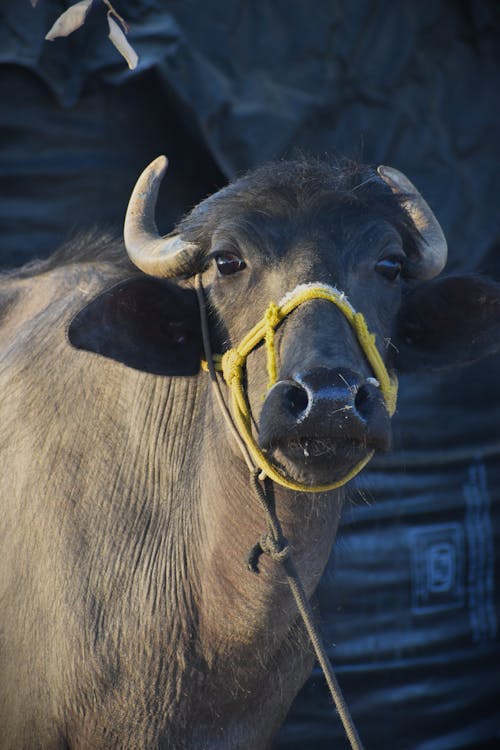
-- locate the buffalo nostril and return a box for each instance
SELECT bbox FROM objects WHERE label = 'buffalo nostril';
[283,382,309,419]
[354,383,375,419]
[354,385,370,416]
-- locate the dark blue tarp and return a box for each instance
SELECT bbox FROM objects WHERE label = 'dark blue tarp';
[0,1,499,747]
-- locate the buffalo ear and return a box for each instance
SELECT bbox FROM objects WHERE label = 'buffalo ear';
[393,275,500,372]
[69,278,203,376]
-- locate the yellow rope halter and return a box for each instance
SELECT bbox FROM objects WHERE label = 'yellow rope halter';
[204,284,398,493]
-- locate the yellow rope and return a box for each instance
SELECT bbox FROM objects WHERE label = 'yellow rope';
[203,285,398,493]
[264,302,281,388]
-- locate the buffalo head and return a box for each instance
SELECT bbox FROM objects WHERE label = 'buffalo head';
[71,155,500,489]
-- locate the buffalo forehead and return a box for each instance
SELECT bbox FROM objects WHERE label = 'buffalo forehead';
[178,157,416,260]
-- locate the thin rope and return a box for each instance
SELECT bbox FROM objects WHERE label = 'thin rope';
[282,556,364,750]
[195,275,365,750]
[195,276,255,473]
[245,471,364,750]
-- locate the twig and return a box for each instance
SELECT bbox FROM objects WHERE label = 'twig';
[102,0,129,33]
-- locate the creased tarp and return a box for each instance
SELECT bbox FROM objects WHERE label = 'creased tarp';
[1,2,499,269]
[276,455,500,749]
[0,64,225,267]
[0,2,499,748]
[0,1,174,105]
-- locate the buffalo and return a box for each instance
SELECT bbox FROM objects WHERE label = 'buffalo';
[1,156,499,749]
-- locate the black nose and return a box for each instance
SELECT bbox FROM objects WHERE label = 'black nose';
[259,367,391,450]
[283,368,376,422]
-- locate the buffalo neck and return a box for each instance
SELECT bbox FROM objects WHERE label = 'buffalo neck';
[194,377,343,662]
[72,366,343,744]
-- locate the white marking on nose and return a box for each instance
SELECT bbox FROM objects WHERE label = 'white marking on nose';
[278,282,356,312]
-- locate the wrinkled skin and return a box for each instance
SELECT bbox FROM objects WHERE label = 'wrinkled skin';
[1,160,500,749]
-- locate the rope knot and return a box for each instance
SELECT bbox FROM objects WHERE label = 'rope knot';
[264,302,282,330]
[247,531,290,573]
[221,348,245,386]
[260,531,290,561]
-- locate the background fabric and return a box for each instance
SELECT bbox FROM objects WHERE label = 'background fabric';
[1,1,499,747]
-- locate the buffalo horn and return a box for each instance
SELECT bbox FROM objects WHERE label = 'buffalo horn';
[124,155,198,278]
[377,165,447,279]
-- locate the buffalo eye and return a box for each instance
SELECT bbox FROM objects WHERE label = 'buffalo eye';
[214,252,246,276]
[375,255,404,282]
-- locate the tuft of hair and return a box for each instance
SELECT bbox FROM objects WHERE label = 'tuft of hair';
[176,155,420,258]
[2,231,133,280]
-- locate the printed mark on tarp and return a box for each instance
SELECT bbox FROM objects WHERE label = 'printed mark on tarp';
[463,460,497,643]
[409,524,465,614]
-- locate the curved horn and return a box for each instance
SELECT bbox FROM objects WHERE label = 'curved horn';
[377,165,447,279]
[124,155,198,278]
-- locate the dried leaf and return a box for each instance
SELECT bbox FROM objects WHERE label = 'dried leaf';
[107,15,138,70]
[45,0,93,41]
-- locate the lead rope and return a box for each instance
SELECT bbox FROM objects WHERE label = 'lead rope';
[195,275,365,750]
